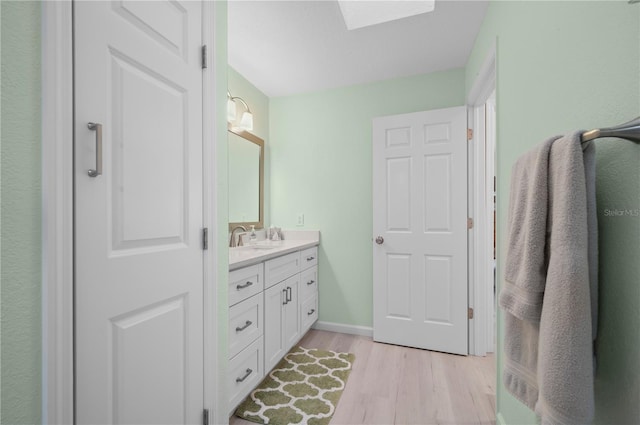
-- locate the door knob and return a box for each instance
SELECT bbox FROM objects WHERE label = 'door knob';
[375,236,384,245]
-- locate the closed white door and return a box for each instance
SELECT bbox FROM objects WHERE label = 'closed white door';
[74,1,204,423]
[372,107,468,355]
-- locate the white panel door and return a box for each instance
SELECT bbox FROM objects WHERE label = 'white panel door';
[74,1,204,423]
[372,107,468,355]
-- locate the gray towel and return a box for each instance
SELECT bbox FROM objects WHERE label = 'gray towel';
[500,131,598,425]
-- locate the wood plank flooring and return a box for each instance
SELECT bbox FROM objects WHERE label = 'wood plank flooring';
[230,330,496,425]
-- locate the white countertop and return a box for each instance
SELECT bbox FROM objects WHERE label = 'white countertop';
[229,230,320,271]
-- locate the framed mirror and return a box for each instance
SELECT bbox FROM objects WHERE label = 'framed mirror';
[228,127,264,231]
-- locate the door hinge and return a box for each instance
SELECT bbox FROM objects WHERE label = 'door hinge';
[202,228,209,250]
[468,307,474,319]
[203,408,209,425]
[467,217,473,229]
[201,45,208,69]
[467,128,473,141]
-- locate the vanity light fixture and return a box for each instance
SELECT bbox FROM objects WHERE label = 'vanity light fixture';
[227,91,254,132]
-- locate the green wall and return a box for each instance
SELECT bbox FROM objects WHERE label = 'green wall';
[228,67,270,228]
[1,2,42,424]
[269,70,466,327]
[466,1,640,423]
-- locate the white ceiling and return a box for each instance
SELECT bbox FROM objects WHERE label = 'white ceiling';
[228,0,489,98]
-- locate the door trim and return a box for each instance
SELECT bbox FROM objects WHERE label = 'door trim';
[201,1,224,424]
[41,2,220,423]
[466,42,496,356]
[42,2,74,422]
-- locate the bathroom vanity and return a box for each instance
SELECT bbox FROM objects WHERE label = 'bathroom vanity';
[227,231,320,413]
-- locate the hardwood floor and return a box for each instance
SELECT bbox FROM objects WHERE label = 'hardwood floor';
[230,329,496,425]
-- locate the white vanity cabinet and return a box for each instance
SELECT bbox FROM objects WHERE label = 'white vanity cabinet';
[228,240,319,414]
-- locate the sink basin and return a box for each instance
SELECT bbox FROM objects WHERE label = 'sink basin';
[236,244,277,251]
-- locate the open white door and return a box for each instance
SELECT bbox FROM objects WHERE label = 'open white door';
[74,1,205,423]
[372,107,468,355]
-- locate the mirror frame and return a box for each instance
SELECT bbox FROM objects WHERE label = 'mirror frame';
[228,125,264,231]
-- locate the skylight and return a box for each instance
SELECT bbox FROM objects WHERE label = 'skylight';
[338,0,436,31]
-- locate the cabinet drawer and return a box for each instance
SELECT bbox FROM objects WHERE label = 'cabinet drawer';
[264,251,300,289]
[229,336,264,414]
[300,246,318,270]
[229,292,263,359]
[300,266,318,302]
[229,263,263,307]
[300,295,318,334]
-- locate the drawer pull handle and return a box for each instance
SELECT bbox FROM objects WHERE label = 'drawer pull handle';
[307,280,315,285]
[235,320,252,332]
[237,281,253,290]
[282,288,288,305]
[307,309,316,316]
[235,368,252,383]
[306,256,315,261]
[287,286,292,303]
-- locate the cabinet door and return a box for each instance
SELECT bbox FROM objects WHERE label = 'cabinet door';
[228,336,263,415]
[300,294,318,335]
[264,280,286,372]
[283,275,301,352]
[300,246,318,270]
[300,266,318,303]
[229,292,263,359]
[229,263,263,307]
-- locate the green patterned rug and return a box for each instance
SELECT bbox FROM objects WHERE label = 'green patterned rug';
[234,346,355,425]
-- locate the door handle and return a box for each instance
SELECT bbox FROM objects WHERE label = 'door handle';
[287,286,292,303]
[235,368,252,383]
[87,122,103,177]
[236,281,253,290]
[307,309,315,316]
[375,236,384,245]
[282,288,288,305]
[306,256,315,261]
[307,280,315,285]
[235,320,252,332]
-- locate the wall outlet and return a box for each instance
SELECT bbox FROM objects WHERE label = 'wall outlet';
[296,213,304,227]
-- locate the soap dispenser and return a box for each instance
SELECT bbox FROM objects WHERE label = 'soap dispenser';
[270,225,280,241]
[249,225,257,244]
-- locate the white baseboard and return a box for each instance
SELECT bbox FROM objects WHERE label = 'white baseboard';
[312,321,373,337]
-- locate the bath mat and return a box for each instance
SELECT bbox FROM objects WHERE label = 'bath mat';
[234,346,355,425]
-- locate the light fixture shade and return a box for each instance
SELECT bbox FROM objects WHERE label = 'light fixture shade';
[239,111,254,131]
[227,97,237,122]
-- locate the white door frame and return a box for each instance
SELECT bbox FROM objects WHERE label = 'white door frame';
[466,43,496,356]
[41,2,220,423]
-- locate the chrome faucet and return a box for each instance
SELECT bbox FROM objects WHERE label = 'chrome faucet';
[229,225,247,247]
